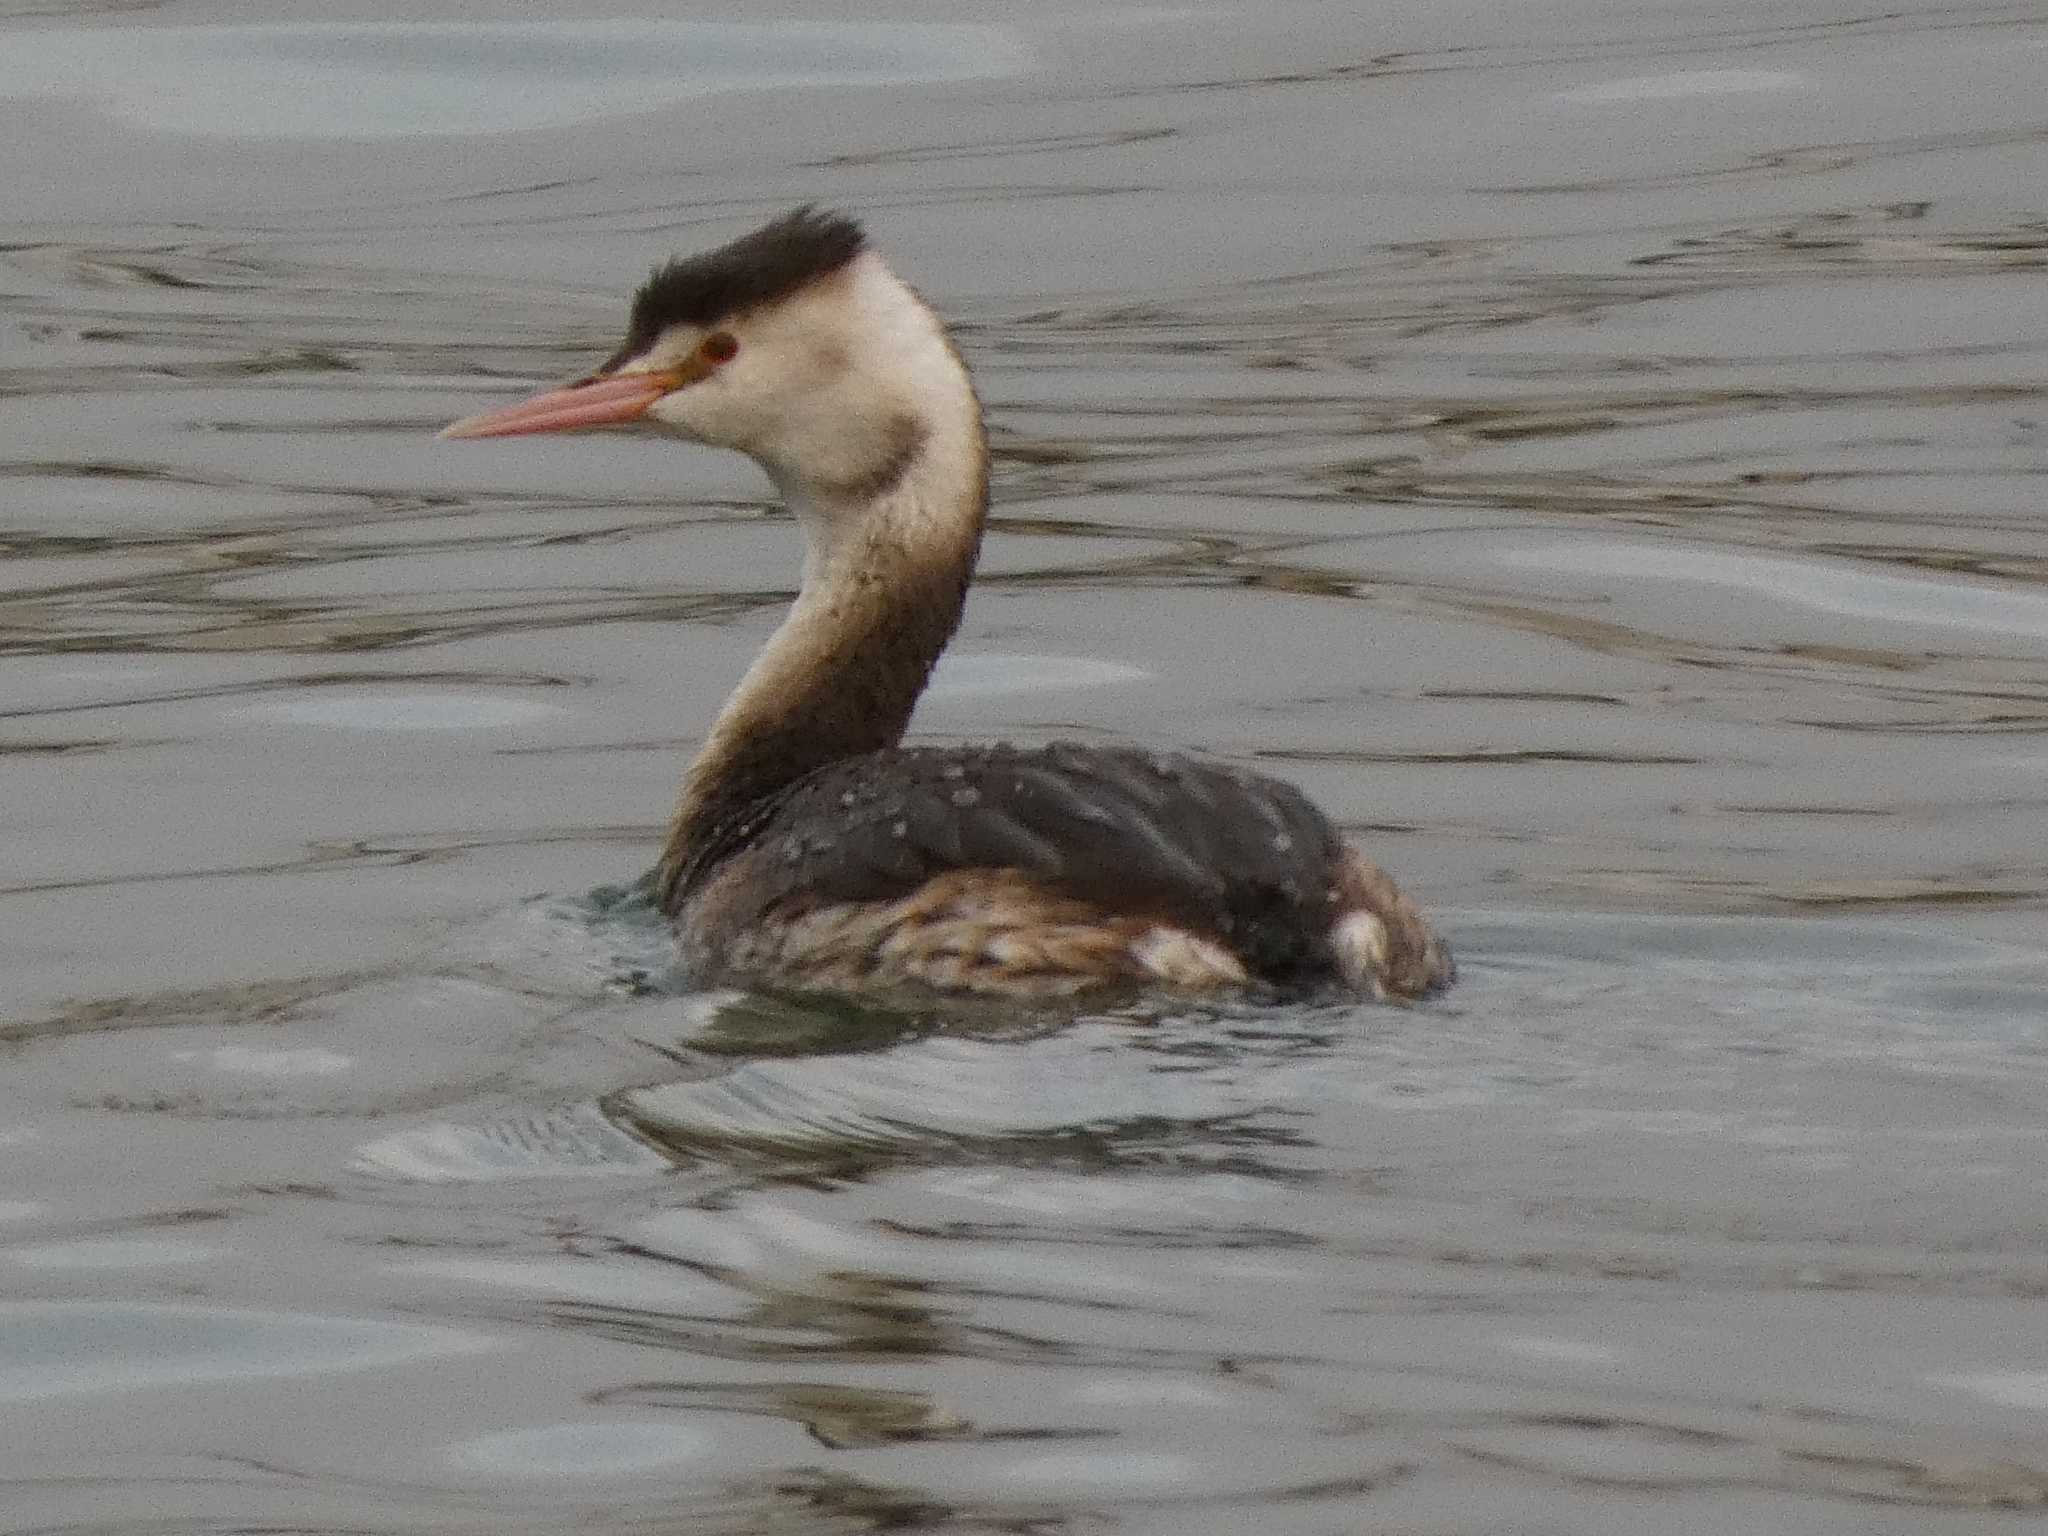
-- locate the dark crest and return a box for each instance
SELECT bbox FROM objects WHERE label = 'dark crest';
[606,207,866,369]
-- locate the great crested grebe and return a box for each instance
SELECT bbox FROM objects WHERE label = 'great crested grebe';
[444,208,1453,1001]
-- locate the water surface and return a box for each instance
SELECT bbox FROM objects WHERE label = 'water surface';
[4,0,2048,1530]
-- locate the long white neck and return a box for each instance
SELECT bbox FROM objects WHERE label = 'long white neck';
[657,284,987,907]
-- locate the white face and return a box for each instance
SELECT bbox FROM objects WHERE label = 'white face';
[443,234,988,596]
[623,252,970,506]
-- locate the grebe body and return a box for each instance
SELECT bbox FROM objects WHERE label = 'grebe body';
[444,210,1452,1001]
[669,742,1446,998]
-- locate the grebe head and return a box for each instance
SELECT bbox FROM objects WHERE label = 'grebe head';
[443,208,979,531]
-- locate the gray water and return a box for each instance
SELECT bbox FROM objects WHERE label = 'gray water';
[5,0,2048,1529]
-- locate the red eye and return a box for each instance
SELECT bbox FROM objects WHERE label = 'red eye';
[701,332,739,364]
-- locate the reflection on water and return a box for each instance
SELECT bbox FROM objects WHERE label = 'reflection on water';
[0,1301,493,1404]
[4,0,2048,1529]
[0,21,1028,139]
[1497,538,2048,639]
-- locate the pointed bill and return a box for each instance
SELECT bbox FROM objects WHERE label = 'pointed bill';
[440,371,680,439]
